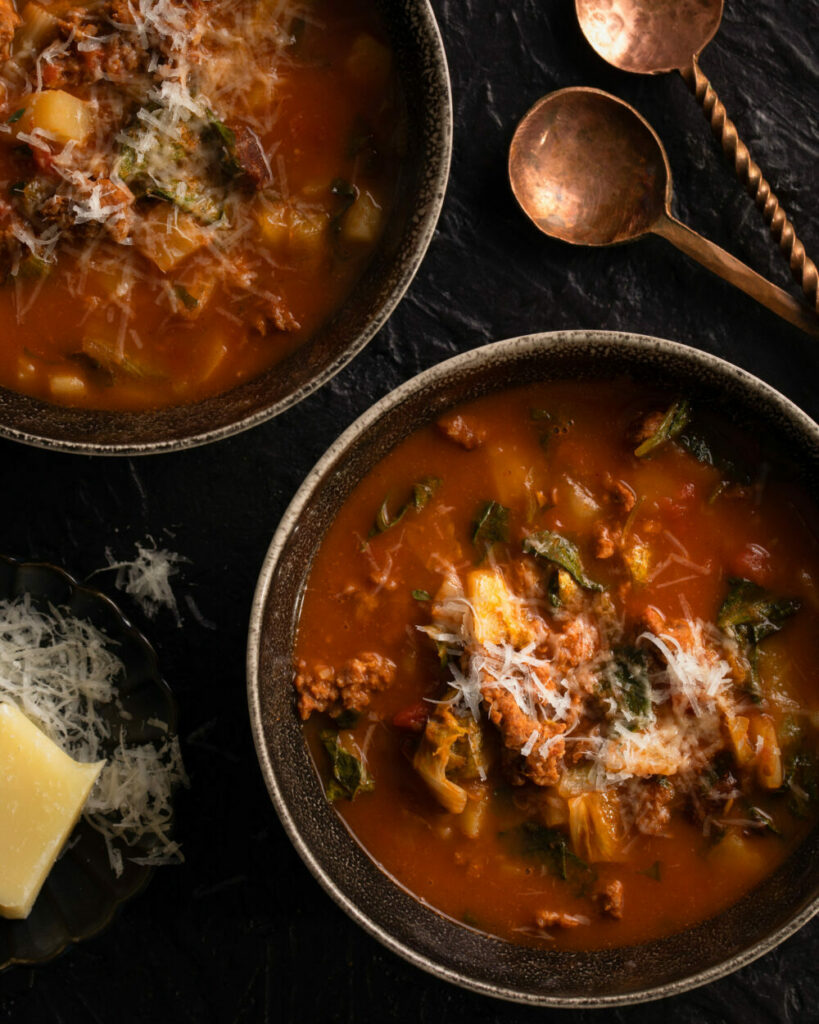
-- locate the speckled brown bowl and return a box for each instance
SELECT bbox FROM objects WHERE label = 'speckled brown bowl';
[247,330,819,1007]
[0,0,452,456]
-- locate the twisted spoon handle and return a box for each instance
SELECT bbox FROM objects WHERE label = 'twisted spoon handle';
[681,57,819,313]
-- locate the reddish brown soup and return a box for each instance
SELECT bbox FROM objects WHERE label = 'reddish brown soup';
[294,380,819,950]
[0,0,402,409]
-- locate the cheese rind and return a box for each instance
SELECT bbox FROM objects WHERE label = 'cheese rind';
[0,702,104,919]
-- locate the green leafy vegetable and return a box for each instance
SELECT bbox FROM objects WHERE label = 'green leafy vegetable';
[372,494,407,534]
[717,579,800,646]
[522,530,603,592]
[471,500,509,557]
[320,729,374,802]
[603,648,653,728]
[6,108,25,124]
[334,709,361,730]
[368,476,441,538]
[412,589,432,602]
[634,398,690,458]
[412,476,441,512]
[512,823,592,885]
[205,111,243,177]
[639,860,662,881]
[174,285,199,311]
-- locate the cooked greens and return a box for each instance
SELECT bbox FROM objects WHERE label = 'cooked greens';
[320,729,374,802]
[369,476,442,538]
[634,399,690,458]
[522,530,603,592]
[472,500,510,557]
[718,579,800,646]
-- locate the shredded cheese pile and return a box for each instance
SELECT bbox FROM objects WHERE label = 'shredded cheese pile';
[0,593,187,877]
[105,540,188,625]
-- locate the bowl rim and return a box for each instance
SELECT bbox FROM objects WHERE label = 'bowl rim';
[0,0,453,457]
[246,328,819,1007]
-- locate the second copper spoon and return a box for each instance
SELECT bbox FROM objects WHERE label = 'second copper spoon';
[508,88,819,337]
[575,0,818,312]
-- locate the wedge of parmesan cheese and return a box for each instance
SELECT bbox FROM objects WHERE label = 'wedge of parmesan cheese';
[0,702,104,919]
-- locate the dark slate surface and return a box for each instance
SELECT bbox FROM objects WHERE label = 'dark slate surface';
[2,0,819,1021]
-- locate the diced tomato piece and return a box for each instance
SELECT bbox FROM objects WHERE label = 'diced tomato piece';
[392,702,428,732]
[728,543,772,586]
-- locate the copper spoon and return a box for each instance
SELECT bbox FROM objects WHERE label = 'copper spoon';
[508,88,819,337]
[575,0,819,312]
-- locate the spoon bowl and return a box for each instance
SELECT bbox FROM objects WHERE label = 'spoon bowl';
[508,88,819,337]
[509,88,669,246]
[576,0,723,74]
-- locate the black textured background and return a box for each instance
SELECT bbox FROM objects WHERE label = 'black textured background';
[2,0,819,1021]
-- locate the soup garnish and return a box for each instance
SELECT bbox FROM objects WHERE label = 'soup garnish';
[0,0,401,409]
[294,380,819,949]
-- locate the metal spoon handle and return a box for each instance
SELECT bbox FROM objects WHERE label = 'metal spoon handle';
[681,57,819,313]
[653,214,819,337]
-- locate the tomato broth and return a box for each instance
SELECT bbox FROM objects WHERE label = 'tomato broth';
[295,379,819,949]
[0,0,402,409]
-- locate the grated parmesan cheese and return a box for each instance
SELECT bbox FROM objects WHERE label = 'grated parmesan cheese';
[0,595,187,877]
[105,539,188,625]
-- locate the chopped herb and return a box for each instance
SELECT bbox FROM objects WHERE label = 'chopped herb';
[412,589,432,602]
[6,108,25,124]
[522,530,603,592]
[634,398,690,458]
[639,860,662,881]
[320,729,374,802]
[472,500,510,558]
[436,640,450,668]
[174,285,199,311]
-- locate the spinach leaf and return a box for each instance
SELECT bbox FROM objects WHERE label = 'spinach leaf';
[412,589,432,602]
[634,398,690,458]
[472,501,509,556]
[718,579,800,646]
[413,476,442,512]
[320,729,374,802]
[603,648,653,727]
[510,823,594,892]
[522,530,603,592]
[369,476,441,538]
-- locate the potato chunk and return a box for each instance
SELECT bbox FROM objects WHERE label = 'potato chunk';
[133,207,211,272]
[19,89,93,144]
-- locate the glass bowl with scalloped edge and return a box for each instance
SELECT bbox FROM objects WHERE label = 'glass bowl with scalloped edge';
[0,555,180,969]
